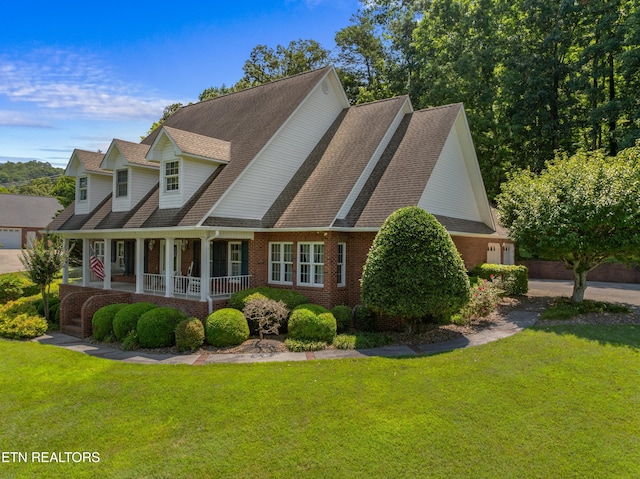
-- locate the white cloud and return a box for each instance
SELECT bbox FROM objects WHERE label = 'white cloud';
[0,48,173,123]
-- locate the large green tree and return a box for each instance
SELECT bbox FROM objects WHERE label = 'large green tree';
[496,144,640,302]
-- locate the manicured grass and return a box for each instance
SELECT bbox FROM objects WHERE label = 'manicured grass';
[541,297,632,320]
[1,325,639,478]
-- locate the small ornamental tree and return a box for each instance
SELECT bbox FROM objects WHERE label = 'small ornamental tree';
[20,233,69,322]
[361,206,471,327]
[497,145,640,302]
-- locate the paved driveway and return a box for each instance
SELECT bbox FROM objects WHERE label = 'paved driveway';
[0,249,24,274]
[528,279,640,307]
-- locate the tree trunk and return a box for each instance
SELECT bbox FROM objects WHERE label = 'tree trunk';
[571,268,588,303]
[41,286,49,322]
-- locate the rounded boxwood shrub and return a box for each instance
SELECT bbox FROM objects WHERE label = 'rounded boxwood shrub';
[361,206,471,325]
[331,305,352,333]
[288,305,336,343]
[92,303,127,341]
[205,308,249,347]
[137,307,187,348]
[113,302,158,341]
[0,275,27,304]
[175,317,205,352]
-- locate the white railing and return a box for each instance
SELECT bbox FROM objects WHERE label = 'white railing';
[141,273,249,298]
[143,273,166,294]
[210,275,251,297]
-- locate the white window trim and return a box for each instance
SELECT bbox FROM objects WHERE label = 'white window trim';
[268,242,293,285]
[78,176,88,202]
[160,240,182,275]
[297,242,324,287]
[228,241,242,277]
[337,242,346,287]
[94,241,105,264]
[116,169,128,198]
[163,159,180,194]
[116,240,125,268]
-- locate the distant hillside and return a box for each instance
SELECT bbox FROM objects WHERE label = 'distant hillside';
[0,160,64,185]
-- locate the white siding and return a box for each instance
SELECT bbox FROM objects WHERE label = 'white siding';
[75,176,89,215]
[89,175,112,212]
[112,151,130,212]
[418,115,482,222]
[211,76,345,219]
[158,137,182,210]
[182,159,218,202]
[335,99,411,222]
[131,168,158,207]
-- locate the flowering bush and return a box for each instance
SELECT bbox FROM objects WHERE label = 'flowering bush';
[452,277,504,324]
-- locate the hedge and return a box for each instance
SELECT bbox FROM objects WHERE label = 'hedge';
[229,287,308,311]
[288,304,336,343]
[113,302,159,341]
[92,304,128,341]
[470,263,529,296]
[205,308,249,347]
[137,307,188,348]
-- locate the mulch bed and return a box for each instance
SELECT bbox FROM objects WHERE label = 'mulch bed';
[92,295,639,356]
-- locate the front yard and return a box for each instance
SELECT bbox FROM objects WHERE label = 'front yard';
[1,322,638,478]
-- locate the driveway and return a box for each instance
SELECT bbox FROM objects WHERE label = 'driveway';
[528,279,640,307]
[0,249,24,274]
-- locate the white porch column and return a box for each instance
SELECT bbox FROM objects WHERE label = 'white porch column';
[200,236,210,302]
[164,237,174,297]
[135,238,144,294]
[82,238,90,286]
[103,238,112,290]
[62,238,70,285]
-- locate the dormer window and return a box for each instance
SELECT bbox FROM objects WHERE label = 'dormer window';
[78,177,88,201]
[165,160,180,192]
[116,169,128,197]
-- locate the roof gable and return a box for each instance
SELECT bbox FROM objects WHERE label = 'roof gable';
[65,149,109,177]
[101,140,154,170]
[147,127,231,164]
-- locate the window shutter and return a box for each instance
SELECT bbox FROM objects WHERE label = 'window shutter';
[241,241,249,276]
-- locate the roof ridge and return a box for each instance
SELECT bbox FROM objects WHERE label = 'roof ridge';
[351,95,409,108]
[413,102,463,114]
[183,65,332,108]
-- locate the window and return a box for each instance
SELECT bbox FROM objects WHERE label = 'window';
[298,242,324,287]
[269,242,293,284]
[93,241,105,263]
[116,169,128,197]
[116,241,125,268]
[165,160,179,192]
[337,243,346,287]
[229,242,242,276]
[78,177,88,201]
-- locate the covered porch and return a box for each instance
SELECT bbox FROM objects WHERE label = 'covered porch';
[62,230,253,303]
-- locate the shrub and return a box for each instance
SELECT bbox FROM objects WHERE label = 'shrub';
[361,206,471,325]
[229,287,308,310]
[332,332,394,350]
[113,302,158,341]
[243,297,289,339]
[284,338,328,352]
[122,331,139,351]
[92,304,127,342]
[137,307,188,348]
[175,317,205,352]
[331,305,352,333]
[205,308,249,347]
[0,275,27,304]
[471,263,529,296]
[353,305,376,332]
[288,305,336,343]
[452,278,504,324]
[0,312,48,339]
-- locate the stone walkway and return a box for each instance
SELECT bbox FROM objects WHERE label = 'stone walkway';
[31,309,540,365]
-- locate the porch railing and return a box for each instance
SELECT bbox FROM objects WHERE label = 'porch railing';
[141,273,251,298]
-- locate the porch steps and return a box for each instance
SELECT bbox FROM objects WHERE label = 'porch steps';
[61,317,85,338]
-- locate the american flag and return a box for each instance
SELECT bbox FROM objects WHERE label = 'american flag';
[89,245,105,281]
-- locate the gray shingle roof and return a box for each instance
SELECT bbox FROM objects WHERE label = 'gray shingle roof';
[160,127,231,162]
[0,194,62,227]
[70,149,108,174]
[112,140,155,168]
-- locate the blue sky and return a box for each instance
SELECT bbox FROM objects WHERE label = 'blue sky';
[0,0,360,169]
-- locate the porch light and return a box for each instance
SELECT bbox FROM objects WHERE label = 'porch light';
[148,239,155,251]
[181,240,189,252]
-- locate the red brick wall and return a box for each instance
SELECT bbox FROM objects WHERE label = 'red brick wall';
[519,260,640,283]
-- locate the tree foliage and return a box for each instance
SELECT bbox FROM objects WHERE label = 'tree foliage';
[361,206,470,326]
[20,234,69,321]
[496,144,640,302]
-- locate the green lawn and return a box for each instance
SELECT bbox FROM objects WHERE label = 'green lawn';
[1,324,639,478]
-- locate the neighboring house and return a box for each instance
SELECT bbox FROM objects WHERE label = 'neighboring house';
[0,194,62,248]
[49,66,512,337]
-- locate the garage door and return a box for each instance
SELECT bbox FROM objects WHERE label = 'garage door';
[0,228,22,249]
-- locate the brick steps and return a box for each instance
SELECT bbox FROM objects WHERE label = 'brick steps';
[61,319,84,338]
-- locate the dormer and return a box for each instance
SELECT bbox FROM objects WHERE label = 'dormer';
[146,126,230,209]
[64,149,111,215]
[100,140,157,212]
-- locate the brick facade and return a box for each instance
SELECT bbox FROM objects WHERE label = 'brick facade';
[519,260,640,284]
